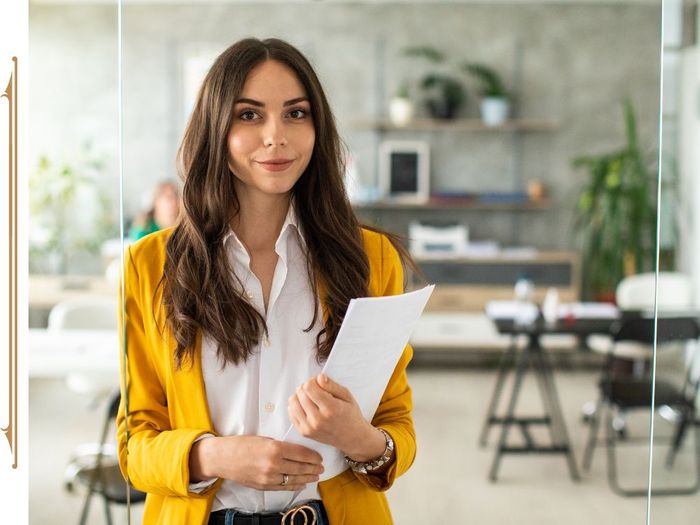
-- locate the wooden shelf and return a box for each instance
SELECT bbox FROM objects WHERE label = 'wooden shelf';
[412,250,577,264]
[350,118,558,132]
[411,251,581,312]
[353,198,549,211]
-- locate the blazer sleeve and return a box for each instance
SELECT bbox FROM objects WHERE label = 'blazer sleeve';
[116,245,221,498]
[354,235,417,491]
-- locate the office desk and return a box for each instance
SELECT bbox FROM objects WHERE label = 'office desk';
[481,310,618,482]
[29,275,115,310]
[28,329,119,379]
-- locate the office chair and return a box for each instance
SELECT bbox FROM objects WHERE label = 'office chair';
[665,337,700,469]
[64,390,146,525]
[582,317,700,496]
[48,298,119,403]
[583,272,694,429]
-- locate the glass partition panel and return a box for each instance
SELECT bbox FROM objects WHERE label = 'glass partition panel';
[649,0,699,520]
[27,0,120,523]
[116,1,663,524]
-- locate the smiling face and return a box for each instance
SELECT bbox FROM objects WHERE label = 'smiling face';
[227,59,316,205]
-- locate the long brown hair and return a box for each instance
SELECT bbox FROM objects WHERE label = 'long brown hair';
[162,38,414,369]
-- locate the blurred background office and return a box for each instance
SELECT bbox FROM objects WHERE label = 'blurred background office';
[26,0,700,523]
[127,180,180,241]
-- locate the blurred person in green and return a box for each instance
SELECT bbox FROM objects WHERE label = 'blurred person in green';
[129,180,180,241]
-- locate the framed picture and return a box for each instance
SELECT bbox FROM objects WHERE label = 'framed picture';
[379,141,430,203]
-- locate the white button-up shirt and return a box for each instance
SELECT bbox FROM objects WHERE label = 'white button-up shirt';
[191,204,345,513]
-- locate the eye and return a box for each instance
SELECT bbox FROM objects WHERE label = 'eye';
[239,110,259,121]
[289,108,310,119]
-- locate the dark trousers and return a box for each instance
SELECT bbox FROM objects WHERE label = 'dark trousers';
[208,499,330,525]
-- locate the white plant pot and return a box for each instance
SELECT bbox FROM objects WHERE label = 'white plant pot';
[480,97,509,127]
[389,97,414,126]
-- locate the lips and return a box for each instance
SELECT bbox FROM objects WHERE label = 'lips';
[259,158,293,164]
[257,159,294,172]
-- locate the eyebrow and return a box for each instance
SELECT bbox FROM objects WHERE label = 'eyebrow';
[234,97,310,107]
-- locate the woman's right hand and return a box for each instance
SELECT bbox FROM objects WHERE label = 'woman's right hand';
[189,435,324,491]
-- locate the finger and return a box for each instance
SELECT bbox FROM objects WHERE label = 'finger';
[261,471,319,492]
[288,401,300,427]
[278,458,325,476]
[288,394,307,427]
[301,379,334,410]
[278,441,323,464]
[295,388,322,421]
[262,471,320,489]
[286,473,321,485]
[317,373,351,400]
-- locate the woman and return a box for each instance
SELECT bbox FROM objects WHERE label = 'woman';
[128,180,180,241]
[117,37,416,525]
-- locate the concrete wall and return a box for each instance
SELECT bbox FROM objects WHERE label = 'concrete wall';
[29,1,662,254]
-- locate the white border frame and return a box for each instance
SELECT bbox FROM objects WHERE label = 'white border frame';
[0,0,27,521]
[379,140,430,203]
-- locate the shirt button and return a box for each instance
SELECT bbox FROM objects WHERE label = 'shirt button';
[246,290,254,299]
[264,403,275,413]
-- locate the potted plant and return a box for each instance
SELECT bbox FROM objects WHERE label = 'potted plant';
[573,100,657,301]
[463,62,510,126]
[658,153,680,271]
[29,144,117,274]
[389,81,414,126]
[401,45,467,120]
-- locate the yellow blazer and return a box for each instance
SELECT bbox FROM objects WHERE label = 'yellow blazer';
[116,226,416,525]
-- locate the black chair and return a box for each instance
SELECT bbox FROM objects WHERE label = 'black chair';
[581,316,700,496]
[64,390,146,525]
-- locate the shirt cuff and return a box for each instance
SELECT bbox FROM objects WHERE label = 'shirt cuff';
[188,433,219,493]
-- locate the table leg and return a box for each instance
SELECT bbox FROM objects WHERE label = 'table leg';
[530,343,559,448]
[582,392,603,471]
[489,342,529,482]
[479,337,517,447]
[533,346,580,481]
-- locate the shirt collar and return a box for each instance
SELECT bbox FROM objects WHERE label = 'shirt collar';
[222,198,306,254]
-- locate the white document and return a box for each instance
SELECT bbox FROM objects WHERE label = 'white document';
[485,300,539,322]
[557,302,620,319]
[282,284,435,481]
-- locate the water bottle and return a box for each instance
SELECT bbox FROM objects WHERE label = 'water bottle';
[542,287,560,326]
[514,275,534,303]
[514,275,535,327]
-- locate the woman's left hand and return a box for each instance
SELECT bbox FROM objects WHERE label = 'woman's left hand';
[288,374,377,459]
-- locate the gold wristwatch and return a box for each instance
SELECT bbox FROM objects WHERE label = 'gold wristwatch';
[344,428,394,474]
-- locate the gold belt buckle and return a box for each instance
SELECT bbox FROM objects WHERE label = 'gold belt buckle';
[280,503,318,525]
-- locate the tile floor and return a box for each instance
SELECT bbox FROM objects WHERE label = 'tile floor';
[29,363,699,524]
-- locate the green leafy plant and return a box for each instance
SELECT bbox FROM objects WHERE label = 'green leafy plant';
[401,45,466,119]
[401,46,446,63]
[658,152,680,270]
[395,80,410,99]
[462,62,509,98]
[420,73,466,118]
[29,144,117,274]
[573,99,657,299]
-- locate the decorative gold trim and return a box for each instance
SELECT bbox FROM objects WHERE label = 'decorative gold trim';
[1,56,18,470]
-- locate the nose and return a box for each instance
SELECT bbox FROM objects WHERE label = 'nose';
[263,117,288,147]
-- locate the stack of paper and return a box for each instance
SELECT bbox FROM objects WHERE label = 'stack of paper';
[557,302,620,319]
[485,300,539,323]
[282,284,435,482]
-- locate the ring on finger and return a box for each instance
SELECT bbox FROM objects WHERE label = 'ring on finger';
[280,473,289,487]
